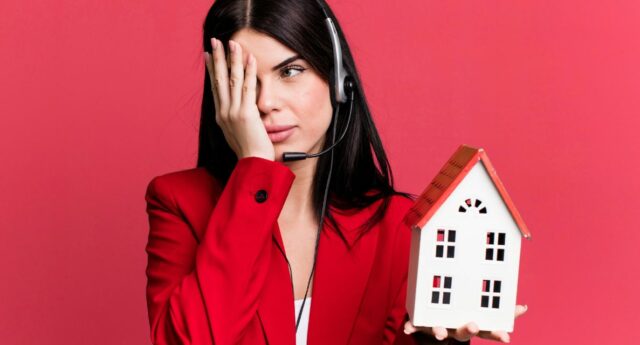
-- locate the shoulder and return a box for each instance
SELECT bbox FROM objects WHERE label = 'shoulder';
[146,167,217,195]
[144,167,222,218]
[374,192,415,231]
[146,167,219,199]
[380,193,415,249]
[385,193,415,219]
[351,192,415,247]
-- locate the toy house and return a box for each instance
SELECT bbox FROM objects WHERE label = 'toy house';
[403,144,531,332]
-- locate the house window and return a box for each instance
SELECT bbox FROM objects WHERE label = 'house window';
[431,275,453,305]
[485,232,506,261]
[480,279,502,309]
[458,198,487,214]
[435,229,456,258]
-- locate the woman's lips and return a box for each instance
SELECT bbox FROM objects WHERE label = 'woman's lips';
[267,126,295,143]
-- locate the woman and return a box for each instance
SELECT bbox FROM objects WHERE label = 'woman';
[144,0,526,344]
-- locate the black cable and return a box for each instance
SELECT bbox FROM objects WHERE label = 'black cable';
[289,101,339,332]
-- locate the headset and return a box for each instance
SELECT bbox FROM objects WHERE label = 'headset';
[280,0,357,333]
[282,3,355,163]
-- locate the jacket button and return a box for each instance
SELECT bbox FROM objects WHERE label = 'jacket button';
[255,189,268,203]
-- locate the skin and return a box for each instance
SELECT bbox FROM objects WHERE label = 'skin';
[203,28,528,342]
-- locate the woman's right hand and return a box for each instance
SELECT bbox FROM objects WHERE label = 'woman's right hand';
[403,304,528,343]
[204,37,275,161]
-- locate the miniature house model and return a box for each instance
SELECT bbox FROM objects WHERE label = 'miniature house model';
[403,144,531,332]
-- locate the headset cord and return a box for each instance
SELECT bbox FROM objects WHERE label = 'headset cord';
[291,87,354,332]
[292,103,337,332]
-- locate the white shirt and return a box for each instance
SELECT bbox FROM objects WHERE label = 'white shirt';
[294,297,312,345]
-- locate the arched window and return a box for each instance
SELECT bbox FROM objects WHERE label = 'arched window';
[458,198,487,214]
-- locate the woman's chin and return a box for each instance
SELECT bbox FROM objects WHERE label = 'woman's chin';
[273,147,288,162]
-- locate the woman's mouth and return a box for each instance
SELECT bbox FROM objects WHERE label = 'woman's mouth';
[266,125,296,143]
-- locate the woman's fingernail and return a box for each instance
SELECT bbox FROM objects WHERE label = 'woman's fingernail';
[229,40,236,53]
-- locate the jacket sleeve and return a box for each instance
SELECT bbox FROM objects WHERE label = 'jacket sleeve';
[144,157,295,345]
[383,214,471,345]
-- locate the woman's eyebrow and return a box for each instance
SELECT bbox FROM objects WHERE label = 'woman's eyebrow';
[271,55,302,71]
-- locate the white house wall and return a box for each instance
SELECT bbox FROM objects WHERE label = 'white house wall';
[406,225,422,320]
[411,161,522,332]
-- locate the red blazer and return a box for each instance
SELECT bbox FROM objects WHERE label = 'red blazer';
[144,156,463,345]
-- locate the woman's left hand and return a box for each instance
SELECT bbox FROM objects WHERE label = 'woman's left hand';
[403,304,528,343]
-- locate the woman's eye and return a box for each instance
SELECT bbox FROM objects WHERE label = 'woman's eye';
[281,65,305,79]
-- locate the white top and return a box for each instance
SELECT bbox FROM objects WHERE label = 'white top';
[294,297,312,345]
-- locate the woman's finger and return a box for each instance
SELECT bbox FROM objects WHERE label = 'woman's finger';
[477,330,510,343]
[210,37,230,121]
[515,304,528,318]
[242,53,257,111]
[404,322,447,341]
[228,40,245,118]
[430,326,448,341]
[450,322,479,341]
[403,320,417,335]
[204,51,220,121]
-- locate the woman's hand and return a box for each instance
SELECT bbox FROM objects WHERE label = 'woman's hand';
[403,304,528,343]
[204,37,275,161]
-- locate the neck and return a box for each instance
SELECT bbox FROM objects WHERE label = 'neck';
[280,157,318,222]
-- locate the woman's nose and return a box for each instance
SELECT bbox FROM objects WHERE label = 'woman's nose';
[256,81,279,116]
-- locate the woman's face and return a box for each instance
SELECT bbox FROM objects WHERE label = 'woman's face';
[229,28,333,162]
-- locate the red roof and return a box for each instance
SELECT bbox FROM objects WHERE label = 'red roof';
[402,144,532,239]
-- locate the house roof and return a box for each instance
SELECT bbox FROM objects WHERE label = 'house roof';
[402,144,532,239]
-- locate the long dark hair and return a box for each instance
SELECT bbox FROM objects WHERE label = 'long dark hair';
[199,0,416,247]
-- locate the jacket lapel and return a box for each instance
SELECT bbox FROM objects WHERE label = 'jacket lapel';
[257,222,297,345]
[307,203,381,345]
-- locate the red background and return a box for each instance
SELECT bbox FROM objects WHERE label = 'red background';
[1,0,638,344]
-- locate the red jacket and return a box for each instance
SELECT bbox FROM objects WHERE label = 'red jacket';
[144,156,462,345]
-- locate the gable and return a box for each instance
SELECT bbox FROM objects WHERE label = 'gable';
[403,144,531,239]
[428,161,522,236]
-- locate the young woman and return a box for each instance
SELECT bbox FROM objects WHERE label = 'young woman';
[144,0,526,344]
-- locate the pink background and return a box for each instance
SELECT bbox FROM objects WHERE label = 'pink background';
[1,0,638,344]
